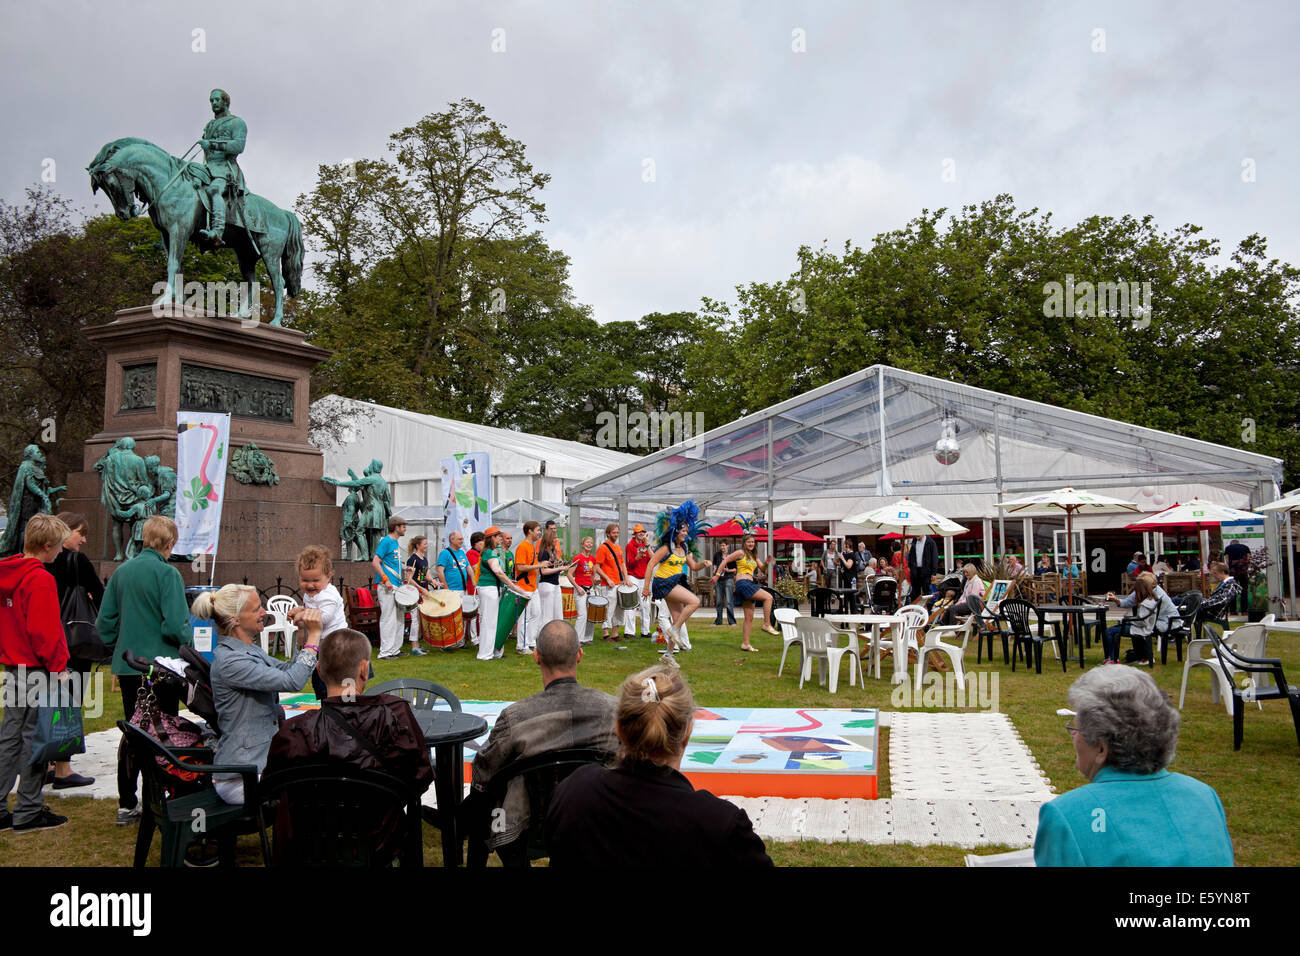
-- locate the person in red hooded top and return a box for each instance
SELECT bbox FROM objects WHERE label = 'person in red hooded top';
[0,514,72,831]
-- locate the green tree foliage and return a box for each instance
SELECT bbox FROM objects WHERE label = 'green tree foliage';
[692,195,1300,483]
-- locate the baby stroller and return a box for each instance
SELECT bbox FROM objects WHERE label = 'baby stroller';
[123,646,221,740]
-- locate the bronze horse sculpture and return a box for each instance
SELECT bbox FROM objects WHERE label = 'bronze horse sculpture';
[87,138,303,325]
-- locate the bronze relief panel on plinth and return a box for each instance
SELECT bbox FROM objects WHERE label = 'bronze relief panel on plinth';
[120,363,158,411]
[179,363,294,422]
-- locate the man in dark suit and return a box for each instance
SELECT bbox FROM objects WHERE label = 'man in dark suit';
[906,534,940,602]
[469,619,618,863]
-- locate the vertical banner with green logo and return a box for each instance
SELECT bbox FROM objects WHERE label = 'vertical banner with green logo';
[441,452,491,540]
[175,411,231,559]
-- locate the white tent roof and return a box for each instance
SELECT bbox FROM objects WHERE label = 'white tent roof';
[317,395,640,484]
[569,365,1283,519]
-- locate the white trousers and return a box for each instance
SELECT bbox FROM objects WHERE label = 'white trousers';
[575,589,594,644]
[377,587,402,657]
[518,589,541,651]
[537,582,562,631]
[656,598,691,649]
[597,584,637,634]
[627,576,652,635]
[476,585,500,660]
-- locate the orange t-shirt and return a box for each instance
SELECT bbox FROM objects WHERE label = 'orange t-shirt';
[515,539,538,591]
[597,540,626,586]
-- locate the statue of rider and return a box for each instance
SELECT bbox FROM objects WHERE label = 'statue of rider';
[198,88,247,243]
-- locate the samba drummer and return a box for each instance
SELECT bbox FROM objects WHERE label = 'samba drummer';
[475,526,532,662]
[565,536,599,645]
[713,533,781,653]
[642,501,709,666]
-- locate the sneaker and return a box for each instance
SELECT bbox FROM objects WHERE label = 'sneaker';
[14,807,68,832]
[409,646,429,656]
[658,652,680,669]
[116,806,142,826]
[53,772,95,790]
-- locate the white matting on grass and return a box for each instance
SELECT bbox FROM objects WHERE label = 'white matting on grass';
[61,710,1055,849]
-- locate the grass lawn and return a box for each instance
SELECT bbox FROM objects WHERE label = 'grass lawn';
[4,616,1297,866]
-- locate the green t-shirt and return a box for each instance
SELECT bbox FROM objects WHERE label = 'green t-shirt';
[480,548,509,588]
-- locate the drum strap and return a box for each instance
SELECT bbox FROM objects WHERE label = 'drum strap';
[441,549,470,589]
[603,542,625,582]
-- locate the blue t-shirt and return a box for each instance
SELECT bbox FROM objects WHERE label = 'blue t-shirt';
[375,535,401,586]
[437,547,470,590]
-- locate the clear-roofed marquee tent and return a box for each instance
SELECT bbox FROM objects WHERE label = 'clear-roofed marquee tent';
[567,366,1287,602]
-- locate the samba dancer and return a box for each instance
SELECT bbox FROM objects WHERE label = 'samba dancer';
[475,526,529,661]
[714,533,780,652]
[641,501,708,666]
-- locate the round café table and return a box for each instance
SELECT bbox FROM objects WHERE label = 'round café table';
[416,709,488,867]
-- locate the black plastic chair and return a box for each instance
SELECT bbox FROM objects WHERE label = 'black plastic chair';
[1158,591,1200,664]
[969,597,1010,665]
[1195,595,1228,641]
[871,578,899,615]
[368,677,462,712]
[809,587,834,618]
[258,762,423,867]
[462,748,614,867]
[1117,601,1157,667]
[1004,597,1067,674]
[117,721,268,868]
[1206,629,1300,752]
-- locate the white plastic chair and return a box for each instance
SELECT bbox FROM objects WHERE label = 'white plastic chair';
[260,594,299,657]
[868,605,926,680]
[774,607,802,676]
[1180,614,1273,711]
[915,615,974,691]
[796,616,861,694]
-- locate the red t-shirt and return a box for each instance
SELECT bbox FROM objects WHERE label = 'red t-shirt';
[571,554,596,588]
[626,540,651,578]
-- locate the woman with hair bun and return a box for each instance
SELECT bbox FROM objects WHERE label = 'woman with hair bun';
[545,665,772,867]
[200,583,321,804]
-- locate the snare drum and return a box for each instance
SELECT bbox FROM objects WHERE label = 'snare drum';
[393,584,420,608]
[561,585,578,620]
[418,590,464,650]
[460,593,480,626]
[586,595,608,624]
[616,584,640,611]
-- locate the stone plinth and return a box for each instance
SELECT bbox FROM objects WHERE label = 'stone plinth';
[63,305,342,584]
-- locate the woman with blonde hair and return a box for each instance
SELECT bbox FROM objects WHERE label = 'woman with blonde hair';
[199,584,321,804]
[546,665,772,867]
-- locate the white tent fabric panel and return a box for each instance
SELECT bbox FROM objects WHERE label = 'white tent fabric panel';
[316,396,640,503]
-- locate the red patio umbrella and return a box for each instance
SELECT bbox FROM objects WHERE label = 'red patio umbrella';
[769,525,823,543]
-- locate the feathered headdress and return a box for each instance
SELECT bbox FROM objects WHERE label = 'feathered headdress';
[732,513,761,534]
[655,500,704,555]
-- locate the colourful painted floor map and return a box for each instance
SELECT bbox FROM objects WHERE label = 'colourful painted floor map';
[683,707,877,775]
[279,696,879,798]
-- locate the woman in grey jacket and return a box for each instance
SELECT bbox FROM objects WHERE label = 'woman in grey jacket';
[196,584,321,804]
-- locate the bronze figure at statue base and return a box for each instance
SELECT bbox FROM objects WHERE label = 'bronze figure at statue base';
[61,305,367,586]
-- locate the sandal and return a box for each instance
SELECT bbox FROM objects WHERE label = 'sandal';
[740,645,759,652]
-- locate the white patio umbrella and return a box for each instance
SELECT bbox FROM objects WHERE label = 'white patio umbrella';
[844,498,967,597]
[1253,491,1299,616]
[998,487,1141,600]
[1126,497,1266,595]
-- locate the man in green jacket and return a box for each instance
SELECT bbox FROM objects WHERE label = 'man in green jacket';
[97,515,193,824]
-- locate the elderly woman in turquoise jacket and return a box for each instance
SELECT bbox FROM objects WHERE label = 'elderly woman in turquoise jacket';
[197,584,321,805]
[1035,666,1233,866]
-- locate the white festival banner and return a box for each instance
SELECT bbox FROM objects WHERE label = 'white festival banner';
[175,411,231,557]
[441,452,491,540]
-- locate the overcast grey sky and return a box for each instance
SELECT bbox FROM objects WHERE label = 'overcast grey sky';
[2,0,1296,323]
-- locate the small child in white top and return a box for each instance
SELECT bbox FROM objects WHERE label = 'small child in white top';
[296,544,368,698]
